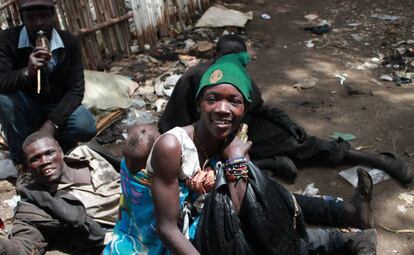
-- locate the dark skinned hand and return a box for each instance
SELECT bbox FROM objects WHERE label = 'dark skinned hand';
[26,46,52,79]
[222,134,252,214]
[222,134,252,161]
[287,125,307,143]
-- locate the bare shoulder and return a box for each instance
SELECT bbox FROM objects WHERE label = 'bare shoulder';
[151,133,182,178]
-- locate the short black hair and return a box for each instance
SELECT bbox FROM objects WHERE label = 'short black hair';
[22,131,55,151]
[216,34,247,58]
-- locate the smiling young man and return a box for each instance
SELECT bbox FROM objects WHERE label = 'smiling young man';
[0,0,96,170]
[0,132,120,255]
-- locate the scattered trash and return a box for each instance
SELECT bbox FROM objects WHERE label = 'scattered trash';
[364,62,378,69]
[339,166,390,187]
[154,73,182,97]
[195,5,253,28]
[334,73,366,95]
[261,13,271,20]
[183,39,196,52]
[4,195,20,210]
[370,79,382,86]
[348,22,362,27]
[380,74,394,81]
[355,145,374,151]
[304,14,319,22]
[334,73,348,85]
[370,14,400,21]
[305,24,330,35]
[122,109,156,127]
[350,33,363,42]
[397,205,407,214]
[293,77,319,90]
[330,132,356,141]
[302,183,320,196]
[153,98,168,112]
[0,159,17,180]
[305,40,315,48]
[398,192,414,205]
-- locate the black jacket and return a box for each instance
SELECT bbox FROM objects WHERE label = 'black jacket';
[0,25,85,128]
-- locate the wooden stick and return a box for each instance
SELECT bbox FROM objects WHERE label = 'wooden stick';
[381,224,414,234]
[37,69,41,93]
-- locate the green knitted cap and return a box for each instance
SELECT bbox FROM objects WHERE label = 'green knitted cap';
[197,52,252,102]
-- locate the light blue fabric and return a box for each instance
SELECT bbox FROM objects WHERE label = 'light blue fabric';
[103,159,199,255]
[18,26,64,70]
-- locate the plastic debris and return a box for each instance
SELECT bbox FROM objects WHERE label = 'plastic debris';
[380,74,393,81]
[302,183,319,196]
[364,62,378,69]
[339,166,390,187]
[334,73,348,85]
[0,159,17,180]
[398,192,414,205]
[122,109,156,126]
[4,195,20,210]
[397,205,407,214]
[153,98,168,112]
[304,14,318,22]
[330,131,356,141]
[261,13,271,20]
[370,14,400,21]
[293,77,319,90]
[350,33,363,42]
[305,40,314,48]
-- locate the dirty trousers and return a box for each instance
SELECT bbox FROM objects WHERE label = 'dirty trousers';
[248,116,350,165]
[0,91,96,163]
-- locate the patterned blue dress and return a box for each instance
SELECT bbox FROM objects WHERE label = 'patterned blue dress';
[103,160,199,254]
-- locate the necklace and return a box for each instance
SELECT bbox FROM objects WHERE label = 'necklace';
[193,124,210,168]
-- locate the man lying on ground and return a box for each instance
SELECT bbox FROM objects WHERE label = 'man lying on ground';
[0,132,120,255]
[159,34,412,184]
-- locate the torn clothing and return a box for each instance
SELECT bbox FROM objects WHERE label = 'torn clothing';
[158,60,350,164]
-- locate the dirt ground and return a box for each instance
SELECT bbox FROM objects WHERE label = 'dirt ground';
[1,0,414,254]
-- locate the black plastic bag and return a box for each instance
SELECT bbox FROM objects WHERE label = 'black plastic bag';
[194,161,307,255]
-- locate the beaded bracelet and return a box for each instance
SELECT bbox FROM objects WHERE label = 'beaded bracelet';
[224,157,249,183]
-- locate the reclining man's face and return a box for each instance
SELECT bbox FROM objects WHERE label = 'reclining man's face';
[24,137,65,184]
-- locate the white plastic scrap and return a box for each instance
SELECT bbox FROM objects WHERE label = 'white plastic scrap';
[380,74,393,81]
[4,195,21,210]
[334,73,348,85]
[397,205,407,214]
[370,14,400,21]
[302,183,320,196]
[305,40,314,48]
[261,13,271,20]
